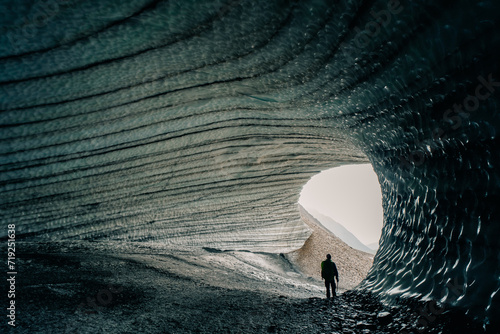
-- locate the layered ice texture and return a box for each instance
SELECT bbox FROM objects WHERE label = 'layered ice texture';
[1,0,499,326]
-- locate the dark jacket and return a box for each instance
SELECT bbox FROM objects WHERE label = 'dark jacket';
[321,259,338,281]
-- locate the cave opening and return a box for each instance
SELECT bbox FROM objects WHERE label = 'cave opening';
[299,163,384,253]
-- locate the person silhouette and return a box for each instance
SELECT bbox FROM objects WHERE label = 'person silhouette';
[321,254,339,300]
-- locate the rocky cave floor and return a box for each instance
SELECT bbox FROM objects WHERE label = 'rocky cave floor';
[3,242,494,334]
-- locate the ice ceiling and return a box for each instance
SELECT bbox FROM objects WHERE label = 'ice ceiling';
[1,0,499,326]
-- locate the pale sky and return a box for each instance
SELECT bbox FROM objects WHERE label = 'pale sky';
[299,164,383,246]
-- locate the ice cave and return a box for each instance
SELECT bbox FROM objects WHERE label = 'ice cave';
[1,0,499,332]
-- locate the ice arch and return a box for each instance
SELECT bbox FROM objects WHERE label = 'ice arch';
[1,0,499,326]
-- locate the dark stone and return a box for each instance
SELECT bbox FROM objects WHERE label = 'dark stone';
[377,311,393,326]
[267,325,277,333]
[356,321,376,330]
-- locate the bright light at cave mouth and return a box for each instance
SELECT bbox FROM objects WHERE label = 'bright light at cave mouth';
[299,164,384,250]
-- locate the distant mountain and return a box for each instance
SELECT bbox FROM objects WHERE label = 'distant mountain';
[303,207,376,254]
[366,242,379,252]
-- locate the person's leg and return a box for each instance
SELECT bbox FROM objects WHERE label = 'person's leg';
[325,280,331,299]
[331,281,336,298]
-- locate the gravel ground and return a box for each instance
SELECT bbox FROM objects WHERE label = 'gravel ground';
[3,241,491,334]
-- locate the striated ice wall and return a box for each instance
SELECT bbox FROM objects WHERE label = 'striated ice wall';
[1,0,499,325]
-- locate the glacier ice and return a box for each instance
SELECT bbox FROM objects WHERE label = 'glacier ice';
[1,0,499,326]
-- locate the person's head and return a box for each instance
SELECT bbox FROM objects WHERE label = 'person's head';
[326,254,331,260]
